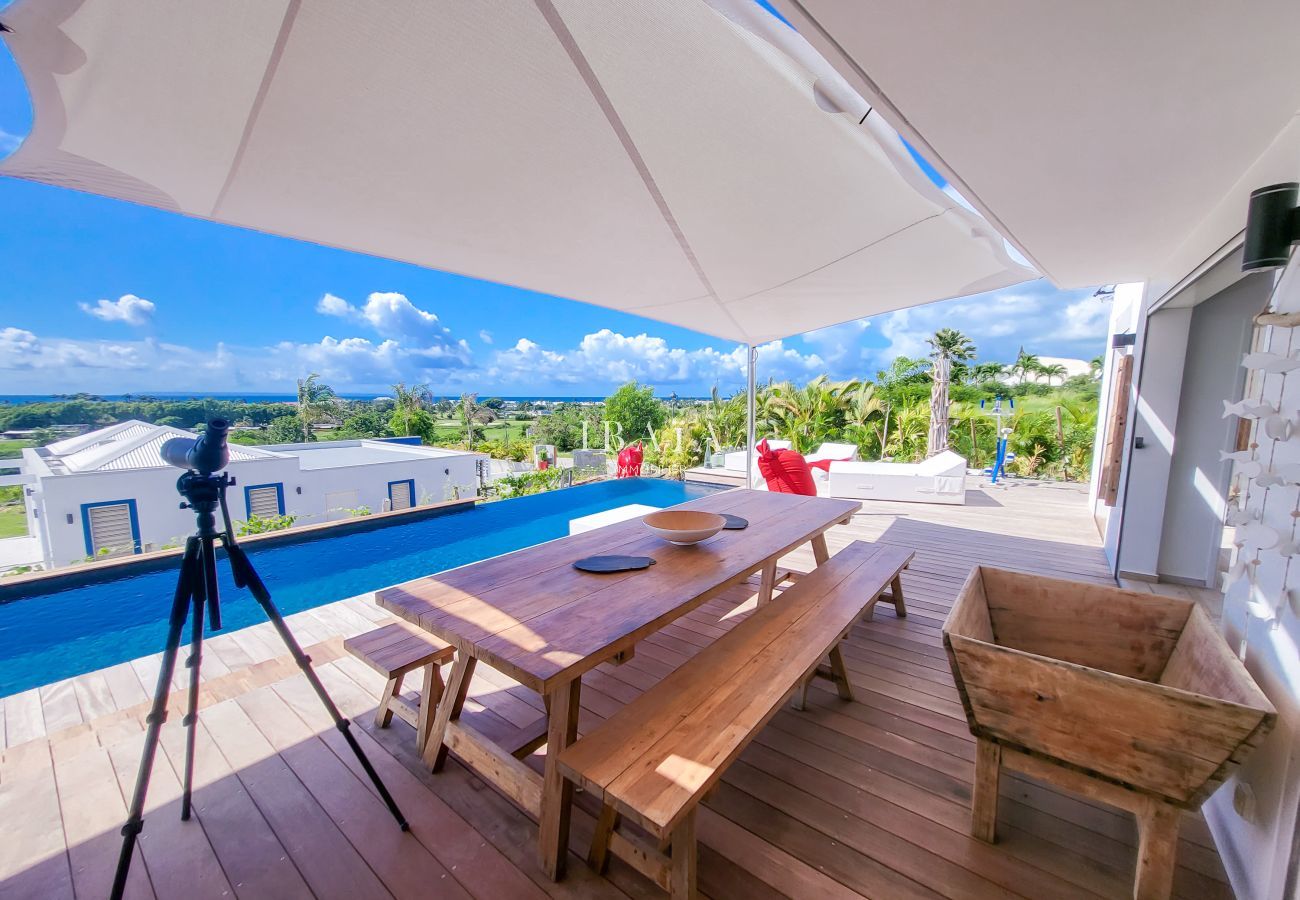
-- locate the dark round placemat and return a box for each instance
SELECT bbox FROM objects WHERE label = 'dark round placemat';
[721,514,748,530]
[573,555,657,573]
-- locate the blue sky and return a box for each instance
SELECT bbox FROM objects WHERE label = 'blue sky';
[0,13,1107,398]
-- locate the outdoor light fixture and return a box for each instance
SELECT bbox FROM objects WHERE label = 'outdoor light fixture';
[1111,333,1136,348]
[65,513,73,524]
[1243,182,1300,271]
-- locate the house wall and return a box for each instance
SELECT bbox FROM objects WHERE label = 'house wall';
[30,450,482,567]
[1157,276,1269,584]
[34,457,300,566]
[1206,256,1300,900]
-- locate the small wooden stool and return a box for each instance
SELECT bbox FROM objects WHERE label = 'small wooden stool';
[344,621,455,754]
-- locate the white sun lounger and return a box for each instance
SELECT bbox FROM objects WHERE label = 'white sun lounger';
[826,450,968,504]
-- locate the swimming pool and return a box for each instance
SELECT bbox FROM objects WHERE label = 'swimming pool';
[0,478,724,696]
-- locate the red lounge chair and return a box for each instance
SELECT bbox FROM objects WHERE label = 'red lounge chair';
[616,442,644,478]
[756,439,818,496]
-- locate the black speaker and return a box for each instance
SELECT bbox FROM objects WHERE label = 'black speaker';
[1242,182,1299,272]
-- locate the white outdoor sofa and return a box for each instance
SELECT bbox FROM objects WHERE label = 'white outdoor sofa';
[825,450,968,505]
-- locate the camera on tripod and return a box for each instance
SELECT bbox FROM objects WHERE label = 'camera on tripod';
[110,416,408,899]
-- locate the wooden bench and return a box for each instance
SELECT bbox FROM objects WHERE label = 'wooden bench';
[344,621,455,754]
[558,540,913,898]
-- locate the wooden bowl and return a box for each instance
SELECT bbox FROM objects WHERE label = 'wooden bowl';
[641,510,726,546]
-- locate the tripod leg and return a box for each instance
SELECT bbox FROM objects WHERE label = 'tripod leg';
[224,538,410,831]
[112,538,200,900]
[180,541,212,821]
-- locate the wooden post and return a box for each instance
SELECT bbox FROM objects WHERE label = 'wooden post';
[588,804,620,874]
[539,679,582,879]
[1134,798,1179,900]
[810,533,830,566]
[416,662,444,755]
[669,811,699,900]
[890,574,908,618]
[827,645,853,701]
[375,671,404,728]
[1055,405,1065,447]
[757,561,777,607]
[972,737,1001,842]
[423,654,475,772]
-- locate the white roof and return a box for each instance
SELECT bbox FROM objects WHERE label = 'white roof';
[283,441,465,471]
[772,1,1300,289]
[0,0,1033,344]
[43,420,277,474]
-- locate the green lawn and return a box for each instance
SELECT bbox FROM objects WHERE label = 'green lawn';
[430,421,531,443]
[0,505,28,539]
[0,439,34,459]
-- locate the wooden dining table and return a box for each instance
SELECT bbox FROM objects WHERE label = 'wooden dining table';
[374,487,861,879]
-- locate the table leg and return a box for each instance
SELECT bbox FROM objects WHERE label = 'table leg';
[539,678,582,879]
[810,533,830,565]
[423,653,476,772]
[757,561,777,607]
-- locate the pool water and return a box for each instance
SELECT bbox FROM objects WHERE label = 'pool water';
[0,478,724,696]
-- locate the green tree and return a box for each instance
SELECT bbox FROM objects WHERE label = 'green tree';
[604,382,666,446]
[265,415,304,444]
[1039,362,1068,385]
[337,407,392,439]
[1089,355,1105,380]
[926,328,976,457]
[295,373,338,442]
[459,393,497,444]
[1011,349,1041,385]
[764,376,858,453]
[390,382,433,436]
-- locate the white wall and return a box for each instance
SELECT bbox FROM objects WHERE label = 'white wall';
[1158,277,1268,584]
[30,446,483,567]
[1206,257,1300,900]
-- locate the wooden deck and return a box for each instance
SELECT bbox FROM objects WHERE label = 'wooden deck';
[0,480,1237,899]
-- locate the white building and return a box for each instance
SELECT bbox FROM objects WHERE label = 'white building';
[13,421,483,567]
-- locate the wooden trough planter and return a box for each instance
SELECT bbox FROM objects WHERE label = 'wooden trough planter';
[943,566,1276,900]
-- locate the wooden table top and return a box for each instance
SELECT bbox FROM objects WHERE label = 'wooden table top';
[375,489,860,693]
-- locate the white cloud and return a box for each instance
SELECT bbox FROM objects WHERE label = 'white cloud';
[806,281,1110,377]
[479,330,493,344]
[317,291,467,347]
[79,294,156,326]
[488,329,824,389]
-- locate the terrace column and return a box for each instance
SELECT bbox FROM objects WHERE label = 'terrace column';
[746,343,757,488]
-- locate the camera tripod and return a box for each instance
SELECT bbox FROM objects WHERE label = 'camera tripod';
[111,470,409,900]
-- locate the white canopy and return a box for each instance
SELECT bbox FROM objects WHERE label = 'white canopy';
[772,1,1300,290]
[0,0,1033,345]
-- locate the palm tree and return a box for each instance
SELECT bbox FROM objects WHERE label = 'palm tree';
[1039,362,1068,385]
[390,382,433,436]
[843,382,886,458]
[765,376,858,453]
[1089,355,1105,380]
[973,361,1006,383]
[295,373,337,442]
[1011,349,1041,384]
[925,328,976,457]
[459,393,496,444]
[698,385,745,455]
